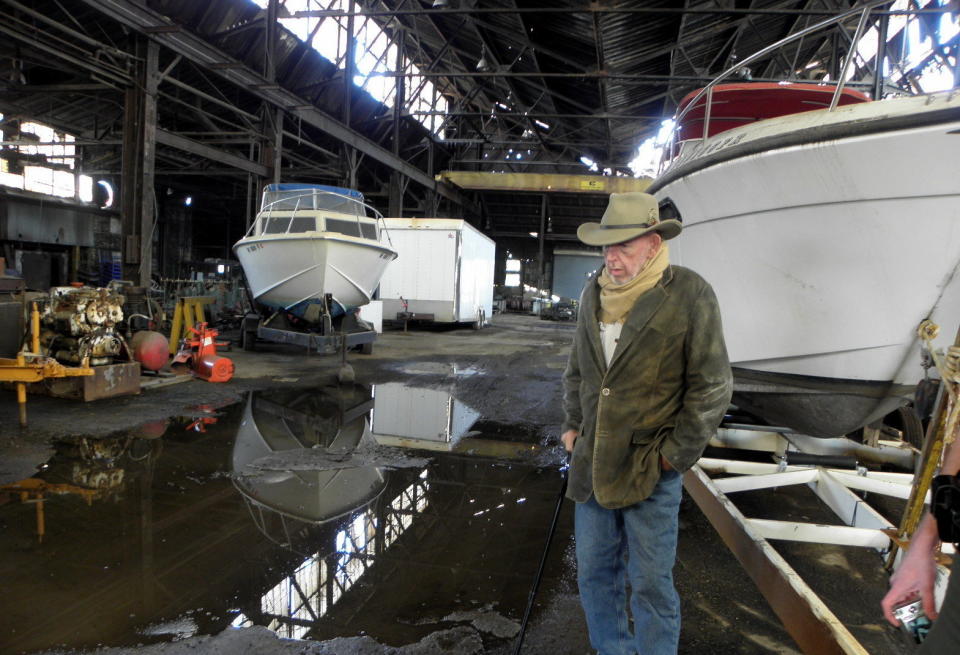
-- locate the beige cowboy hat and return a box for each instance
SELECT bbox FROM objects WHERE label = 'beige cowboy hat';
[577,192,682,246]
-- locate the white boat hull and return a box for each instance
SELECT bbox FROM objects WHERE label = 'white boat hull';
[234,233,397,314]
[651,92,960,436]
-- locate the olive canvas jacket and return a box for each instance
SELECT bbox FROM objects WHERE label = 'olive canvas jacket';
[562,265,733,509]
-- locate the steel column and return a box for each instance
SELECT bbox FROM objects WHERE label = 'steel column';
[138,40,159,287]
[119,36,158,283]
[389,32,405,217]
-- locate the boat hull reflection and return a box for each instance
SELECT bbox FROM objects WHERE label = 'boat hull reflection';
[232,386,387,526]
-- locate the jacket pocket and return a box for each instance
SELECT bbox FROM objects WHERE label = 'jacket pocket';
[631,424,674,445]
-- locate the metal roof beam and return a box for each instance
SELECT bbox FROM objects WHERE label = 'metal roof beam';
[303,7,948,18]
[592,9,612,157]
[155,129,269,177]
[411,111,664,120]
[76,0,468,207]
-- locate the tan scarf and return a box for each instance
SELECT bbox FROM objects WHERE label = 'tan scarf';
[598,243,670,323]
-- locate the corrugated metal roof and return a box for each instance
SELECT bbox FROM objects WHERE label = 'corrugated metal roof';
[0,0,902,245]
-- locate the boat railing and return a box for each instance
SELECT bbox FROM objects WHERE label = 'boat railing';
[663,0,897,171]
[244,189,395,248]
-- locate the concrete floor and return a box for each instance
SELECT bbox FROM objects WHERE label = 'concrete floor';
[0,313,910,654]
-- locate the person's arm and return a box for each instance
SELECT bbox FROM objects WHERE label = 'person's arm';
[881,435,960,624]
[561,337,583,453]
[660,284,733,472]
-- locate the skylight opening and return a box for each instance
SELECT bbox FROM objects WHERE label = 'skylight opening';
[847,0,958,92]
[627,118,675,178]
[253,0,449,138]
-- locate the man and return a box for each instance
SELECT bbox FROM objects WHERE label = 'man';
[881,432,960,652]
[561,191,733,655]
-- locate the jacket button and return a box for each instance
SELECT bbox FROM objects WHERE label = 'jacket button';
[601,388,610,396]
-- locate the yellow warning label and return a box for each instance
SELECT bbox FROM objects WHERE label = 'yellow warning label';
[579,179,604,190]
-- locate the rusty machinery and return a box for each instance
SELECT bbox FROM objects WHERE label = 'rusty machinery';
[38,284,169,372]
[38,285,128,366]
[1,285,173,426]
[0,302,93,426]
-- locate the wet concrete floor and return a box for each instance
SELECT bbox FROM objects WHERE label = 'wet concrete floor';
[0,314,917,654]
[1,382,575,653]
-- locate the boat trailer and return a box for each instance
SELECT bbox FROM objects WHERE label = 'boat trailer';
[689,418,953,654]
[239,293,377,356]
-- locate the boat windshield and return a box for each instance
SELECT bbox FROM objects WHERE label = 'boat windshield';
[246,184,392,245]
[325,218,378,240]
[260,188,365,217]
[262,216,316,234]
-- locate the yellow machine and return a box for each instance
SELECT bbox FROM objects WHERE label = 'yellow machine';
[0,303,93,427]
[168,296,215,354]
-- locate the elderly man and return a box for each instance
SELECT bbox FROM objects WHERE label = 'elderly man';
[561,192,733,655]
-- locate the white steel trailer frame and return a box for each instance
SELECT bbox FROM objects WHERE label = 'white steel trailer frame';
[688,427,953,655]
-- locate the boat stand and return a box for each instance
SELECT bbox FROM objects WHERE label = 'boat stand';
[241,305,376,355]
[687,425,954,655]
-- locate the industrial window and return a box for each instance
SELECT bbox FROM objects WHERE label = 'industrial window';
[0,116,96,202]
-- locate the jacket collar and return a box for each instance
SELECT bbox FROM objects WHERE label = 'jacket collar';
[584,265,676,371]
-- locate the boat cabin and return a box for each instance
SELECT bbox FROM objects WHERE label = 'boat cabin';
[254,183,380,240]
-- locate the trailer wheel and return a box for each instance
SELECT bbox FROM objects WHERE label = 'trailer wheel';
[893,405,924,449]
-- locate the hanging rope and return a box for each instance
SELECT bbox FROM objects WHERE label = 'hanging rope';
[917,320,959,445]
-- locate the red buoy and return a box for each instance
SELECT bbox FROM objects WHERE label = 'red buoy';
[131,330,170,371]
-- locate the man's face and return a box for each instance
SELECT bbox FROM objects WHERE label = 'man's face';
[603,233,662,284]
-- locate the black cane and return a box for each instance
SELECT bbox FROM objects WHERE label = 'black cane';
[512,453,570,655]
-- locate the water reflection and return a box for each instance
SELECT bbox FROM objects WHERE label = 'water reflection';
[390,362,482,377]
[232,385,387,527]
[371,382,481,450]
[1,432,163,544]
[0,382,564,653]
[371,382,546,461]
[230,384,430,640]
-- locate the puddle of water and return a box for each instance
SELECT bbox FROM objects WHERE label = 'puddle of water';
[389,362,483,377]
[0,383,567,653]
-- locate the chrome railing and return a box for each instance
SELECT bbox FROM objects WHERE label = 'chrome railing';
[665,0,897,167]
[243,188,394,248]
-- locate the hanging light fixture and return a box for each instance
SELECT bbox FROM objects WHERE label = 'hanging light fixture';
[476,45,492,72]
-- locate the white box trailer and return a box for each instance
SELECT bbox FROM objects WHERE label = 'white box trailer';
[379,218,495,327]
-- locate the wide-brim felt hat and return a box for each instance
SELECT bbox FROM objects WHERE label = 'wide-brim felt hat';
[577,192,682,246]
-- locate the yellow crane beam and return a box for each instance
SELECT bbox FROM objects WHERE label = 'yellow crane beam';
[438,171,653,194]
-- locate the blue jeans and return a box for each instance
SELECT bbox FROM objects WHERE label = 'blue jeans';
[574,470,683,655]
